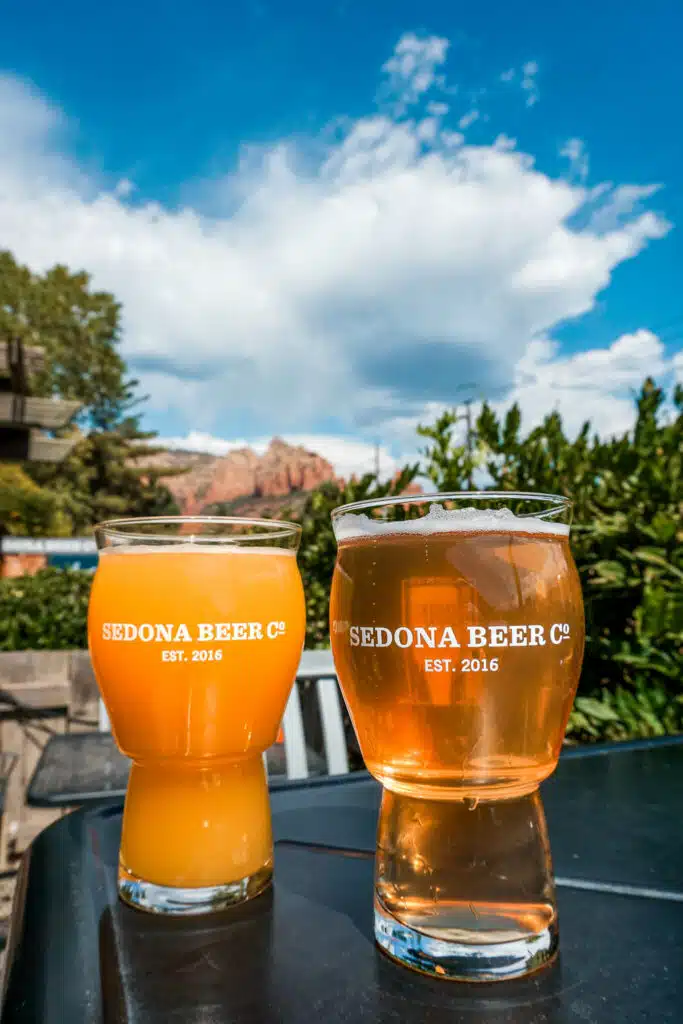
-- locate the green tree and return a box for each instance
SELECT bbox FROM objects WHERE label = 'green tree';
[0,250,137,429]
[419,379,683,740]
[290,467,418,649]
[417,409,486,491]
[0,250,183,530]
[0,464,70,536]
[28,422,181,532]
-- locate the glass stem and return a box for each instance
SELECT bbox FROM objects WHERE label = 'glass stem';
[374,786,558,981]
[120,755,272,890]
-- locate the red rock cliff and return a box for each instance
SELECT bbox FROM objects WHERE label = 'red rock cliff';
[146,438,336,514]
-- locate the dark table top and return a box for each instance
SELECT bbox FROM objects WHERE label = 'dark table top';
[26,733,326,807]
[4,737,683,1023]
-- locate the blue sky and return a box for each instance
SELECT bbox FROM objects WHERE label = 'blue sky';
[0,0,681,476]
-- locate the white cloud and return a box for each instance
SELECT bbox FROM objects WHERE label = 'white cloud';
[361,330,680,480]
[499,61,539,106]
[672,350,683,384]
[560,138,589,183]
[0,34,674,456]
[498,329,674,437]
[160,432,400,481]
[380,32,449,115]
[426,101,449,117]
[458,110,480,130]
[0,74,63,151]
[0,74,85,189]
[521,61,540,107]
[160,432,265,458]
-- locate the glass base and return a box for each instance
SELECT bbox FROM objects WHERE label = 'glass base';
[374,894,558,982]
[118,861,272,915]
[374,785,559,982]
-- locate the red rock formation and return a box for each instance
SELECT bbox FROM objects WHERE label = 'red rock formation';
[137,438,421,516]
[254,438,335,497]
[148,438,337,514]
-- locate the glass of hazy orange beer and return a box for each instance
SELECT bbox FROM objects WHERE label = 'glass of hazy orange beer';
[330,492,584,982]
[88,516,305,914]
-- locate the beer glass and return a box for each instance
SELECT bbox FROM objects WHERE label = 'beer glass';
[330,492,584,981]
[88,517,305,915]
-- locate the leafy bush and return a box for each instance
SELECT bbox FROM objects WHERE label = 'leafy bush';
[2,379,680,747]
[290,377,681,743]
[418,378,683,742]
[27,428,180,533]
[290,468,418,648]
[0,568,92,650]
[0,464,71,537]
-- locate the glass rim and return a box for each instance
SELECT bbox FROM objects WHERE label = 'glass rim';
[94,515,302,545]
[331,490,571,522]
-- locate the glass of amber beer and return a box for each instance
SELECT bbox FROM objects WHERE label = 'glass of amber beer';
[88,517,305,915]
[330,493,584,981]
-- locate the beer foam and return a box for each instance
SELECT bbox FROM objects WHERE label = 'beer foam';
[98,543,297,556]
[333,504,569,541]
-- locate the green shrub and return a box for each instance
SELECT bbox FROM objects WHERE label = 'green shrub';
[0,568,92,650]
[0,464,71,537]
[1,378,680,747]
[291,377,682,744]
[418,378,683,742]
[289,468,418,649]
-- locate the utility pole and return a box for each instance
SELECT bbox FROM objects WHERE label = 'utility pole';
[463,399,474,490]
[451,383,477,490]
